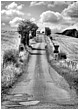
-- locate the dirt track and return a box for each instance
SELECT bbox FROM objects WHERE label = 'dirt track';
[2,34,77,109]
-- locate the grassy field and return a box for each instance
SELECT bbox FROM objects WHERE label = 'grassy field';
[51,34,78,62]
[45,34,78,94]
[1,30,20,63]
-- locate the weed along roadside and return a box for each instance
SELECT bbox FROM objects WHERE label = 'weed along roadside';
[1,48,29,100]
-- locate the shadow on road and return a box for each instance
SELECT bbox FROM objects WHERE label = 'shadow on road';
[29,52,44,55]
[32,47,45,51]
[29,45,45,51]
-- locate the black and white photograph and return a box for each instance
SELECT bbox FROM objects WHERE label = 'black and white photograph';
[1,1,78,109]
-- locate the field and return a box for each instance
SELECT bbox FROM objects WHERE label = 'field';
[1,30,20,63]
[45,34,78,94]
[51,34,78,62]
[1,30,29,96]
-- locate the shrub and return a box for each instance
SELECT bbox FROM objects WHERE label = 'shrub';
[45,27,51,36]
[1,64,22,88]
[2,65,16,88]
[3,49,19,67]
[50,36,52,40]
[58,52,67,60]
[1,49,29,96]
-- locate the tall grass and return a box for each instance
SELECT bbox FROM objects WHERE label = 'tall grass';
[57,60,78,71]
[3,49,19,67]
[1,49,23,94]
[1,64,23,87]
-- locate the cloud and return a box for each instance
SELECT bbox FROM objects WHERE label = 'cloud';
[37,1,78,33]
[30,1,45,7]
[30,1,73,10]
[1,15,10,23]
[5,2,23,10]
[47,1,75,8]
[62,2,78,18]
[1,2,4,7]
[37,21,64,33]
[62,23,78,31]
[30,18,36,22]
[40,10,63,23]
[40,7,77,25]
[27,13,31,16]
[47,1,67,8]
[1,9,24,16]
[9,17,23,27]
[51,27,62,33]
[30,1,67,7]
[2,23,5,26]
[1,2,24,16]
[39,9,77,33]
[9,17,36,28]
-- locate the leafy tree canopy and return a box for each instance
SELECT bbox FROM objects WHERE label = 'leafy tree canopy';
[17,19,38,36]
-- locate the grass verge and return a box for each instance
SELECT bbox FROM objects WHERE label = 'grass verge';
[45,43,78,95]
[1,49,29,100]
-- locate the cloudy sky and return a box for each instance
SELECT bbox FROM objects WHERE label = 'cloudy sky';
[1,1,78,32]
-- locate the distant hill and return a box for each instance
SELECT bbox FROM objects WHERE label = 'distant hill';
[55,29,78,38]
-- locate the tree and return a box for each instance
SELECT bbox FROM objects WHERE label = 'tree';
[17,20,38,47]
[45,27,51,36]
[18,20,32,35]
[17,20,32,46]
[31,23,38,37]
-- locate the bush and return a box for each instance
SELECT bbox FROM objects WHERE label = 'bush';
[58,52,67,60]
[3,49,19,67]
[1,65,16,88]
[45,27,51,36]
[1,64,22,89]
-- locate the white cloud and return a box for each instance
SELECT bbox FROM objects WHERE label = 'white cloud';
[5,2,23,10]
[17,4,23,10]
[39,8,77,33]
[1,9,24,16]
[1,2,4,6]
[62,2,78,18]
[62,23,78,31]
[27,13,31,16]
[51,27,62,33]
[30,1,66,7]
[9,17,36,28]
[37,1,78,33]
[1,15,10,23]
[30,18,36,22]
[47,1,74,8]
[40,8,77,25]
[1,2,24,16]
[30,1,72,9]
[30,1,45,7]
[40,10,63,23]
[2,23,5,26]
[9,17,23,27]
[47,1,66,8]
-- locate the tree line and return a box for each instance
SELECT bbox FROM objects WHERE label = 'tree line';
[17,20,51,50]
[17,20,38,48]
